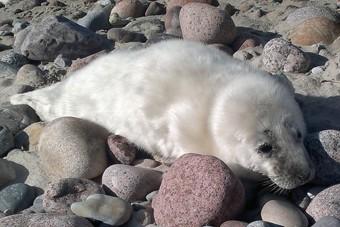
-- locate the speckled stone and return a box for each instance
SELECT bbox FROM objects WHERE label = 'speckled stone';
[152,153,245,226]
[311,216,340,227]
[102,164,163,202]
[262,38,310,73]
[179,3,236,44]
[71,194,132,226]
[306,184,340,221]
[43,178,104,214]
[0,214,94,227]
[110,0,145,19]
[38,117,109,181]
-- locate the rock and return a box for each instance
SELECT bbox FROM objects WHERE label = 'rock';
[111,0,145,19]
[0,158,16,187]
[262,38,310,73]
[24,194,45,213]
[4,149,50,189]
[220,220,248,227]
[0,61,17,79]
[145,190,157,201]
[311,66,324,74]
[107,28,146,43]
[107,134,138,165]
[145,2,165,16]
[123,15,165,39]
[232,34,261,51]
[0,183,36,213]
[102,164,162,202]
[0,49,28,69]
[306,184,340,221]
[12,21,30,34]
[311,216,340,227]
[164,6,182,37]
[14,16,110,61]
[179,3,236,44]
[124,207,154,226]
[133,159,161,168]
[260,199,308,227]
[0,84,34,105]
[0,213,94,227]
[0,125,14,156]
[0,105,39,134]
[152,153,245,226]
[290,185,325,210]
[247,221,279,227]
[38,117,109,181]
[67,50,108,74]
[14,122,45,151]
[145,33,179,45]
[14,64,46,88]
[305,132,340,185]
[108,12,132,27]
[77,4,113,31]
[71,194,132,226]
[167,0,212,11]
[43,178,104,214]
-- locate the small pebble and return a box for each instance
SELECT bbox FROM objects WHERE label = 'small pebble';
[15,122,45,151]
[14,64,46,88]
[110,0,145,19]
[311,66,324,74]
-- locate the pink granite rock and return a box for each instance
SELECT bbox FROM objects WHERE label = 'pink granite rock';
[152,153,245,227]
[179,3,236,44]
[107,134,137,165]
[111,0,145,19]
[306,184,340,221]
[102,164,163,202]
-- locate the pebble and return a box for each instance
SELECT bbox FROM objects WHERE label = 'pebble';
[0,183,36,213]
[71,194,133,226]
[0,49,28,69]
[0,213,94,227]
[0,83,34,105]
[0,61,17,79]
[167,0,212,11]
[0,104,39,134]
[5,149,50,189]
[133,159,161,168]
[0,125,14,156]
[232,34,261,51]
[164,6,182,37]
[102,164,163,202]
[111,0,145,19]
[77,4,113,31]
[43,178,104,214]
[107,134,138,164]
[145,2,165,16]
[107,28,146,43]
[306,184,340,221]
[123,15,165,39]
[305,132,340,185]
[262,38,310,73]
[311,66,324,74]
[152,153,245,226]
[14,16,110,61]
[14,64,46,87]
[124,207,155,226]
[12,21,29,34]
[311,216,340,227]
[179,3,236,44]
[108,13,132,27]
[247,221,279,227]
[38,117,109,181]
[67,50,108,74]
[220,220,248,227]
[14,121,45,151]
[260,199,308,227]
[291,185,325,210]
[0,158,16,187]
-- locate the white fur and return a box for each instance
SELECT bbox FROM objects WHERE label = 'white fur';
[11,40,314,188]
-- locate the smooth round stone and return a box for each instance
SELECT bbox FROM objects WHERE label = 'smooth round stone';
[145,2,165,16]
[108,12,132,27]
[152,153,245,226]
[247,221,279,227]
[262,38,310,73]
[179,3,236,44]
[0,214,94,227]
[0,158,16,187]
[43,178,104,214]
[145,190,158,202]
[286,6,339,26]
[311,66,324,74]
[167,0,212,11]
[0,183,36,213]
[71,194,132,226]
[123,16,165,39]
[261,199,308,227]
[306,184,340,221]
[0,125,14,156]
[133,159,161,168]
[110,0,145,19]
[15,122,45,151]
[102,164,163,202]
[107,134,138,164]
[38,117,109,181]
[164,6,182,37]
[107,28,146,43]
[318,130,340,161]
[220,220,248,227]
[311,216,340,227]
[77,4,113,31]
[0,49,28,69]
[14,64,46,88]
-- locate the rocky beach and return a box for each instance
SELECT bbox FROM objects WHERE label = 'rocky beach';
[0,0,340,226]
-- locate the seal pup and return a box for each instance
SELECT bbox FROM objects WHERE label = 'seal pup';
[11,40,314,189]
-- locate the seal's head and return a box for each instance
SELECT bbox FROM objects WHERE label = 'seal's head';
[212,73,315,189]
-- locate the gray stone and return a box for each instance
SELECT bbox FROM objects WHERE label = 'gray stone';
[0,213,94,227]
[14,64,46,88]
[247,221,280,227]
[0,83,34,105]
[124,208,154,227]
[0,61,17,79]
[311,216,340,227]
[77,4,113,31]
[145,2,165,16]
[12,21,30,34]
[0,49,28,69]
[124,15,165,39]
[14,16,111,61]
[0,183,36,213]
[0,125,14,156]
[107,28,146,43]
[0,105,39,134]
[0,158,16,187]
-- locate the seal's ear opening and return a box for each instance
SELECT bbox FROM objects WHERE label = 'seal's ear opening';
[271,73,295,95]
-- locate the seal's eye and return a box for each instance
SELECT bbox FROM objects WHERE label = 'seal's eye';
[258,143,273,154]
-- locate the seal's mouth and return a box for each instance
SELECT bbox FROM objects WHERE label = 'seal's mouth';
[269,168,315,190]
